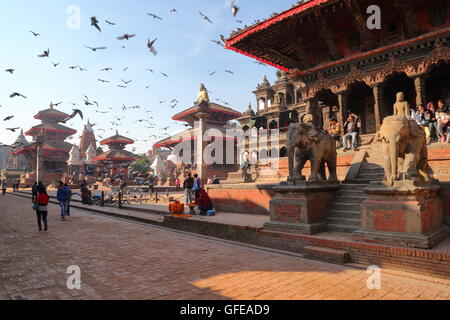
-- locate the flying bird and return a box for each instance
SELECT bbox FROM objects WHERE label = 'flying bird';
[161,72,168,77]
[117,85,127,88]
[170,9,177,13]
[10,92,27,99]
[145,85,151,89]
[49,102,62,107]
[62,109,83,123]
[38,49,50,57]
[122,67,128,72]
[105,20,116,25]
[209,70,216,76]
[97,79,110,83]
[147,38,157,55]
[146,68,154,73]
[117,34,135,40]
[5,69,14,74]
[121,79,132,85]
[211,40,224,47]
[6,128,20,132]
[90,17,101,32]
[78,66,88,71]
[225,70,234,75]
[29,31,40,37]
[199,11,212,23]
[101,67,112,72]
[231,1,239,17]
[147,13,162,20]
[84,45,107,52]
[3,115,14,121]
[51,62,60,67]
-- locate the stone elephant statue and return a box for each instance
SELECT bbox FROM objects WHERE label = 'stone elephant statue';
[286,122,338,182]
[376,116,430,186]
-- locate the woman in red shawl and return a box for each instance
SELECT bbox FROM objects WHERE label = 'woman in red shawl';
[197,189,213,215]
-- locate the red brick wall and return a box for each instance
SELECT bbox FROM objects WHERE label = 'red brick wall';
[208,187,274,215]
[373,209,407,233]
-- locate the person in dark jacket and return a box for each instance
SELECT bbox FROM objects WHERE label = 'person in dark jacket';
[34,184,49,232]
[56,181,68,221]
[183,173,194,204]
[64,183,72,216]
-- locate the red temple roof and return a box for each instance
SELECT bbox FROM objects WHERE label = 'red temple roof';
[172,103,242,123]
[100,132,134,146]
[34,107,69,120]
[93,149,138,162]
[225,0,331,71]
[25,123,77,136]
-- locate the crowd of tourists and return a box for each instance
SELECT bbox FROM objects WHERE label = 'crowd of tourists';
[328,99,450,150]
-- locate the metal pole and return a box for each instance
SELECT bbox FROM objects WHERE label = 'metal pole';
[36,144,40,184]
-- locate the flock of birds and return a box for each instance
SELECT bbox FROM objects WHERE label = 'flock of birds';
[0,1,261,152]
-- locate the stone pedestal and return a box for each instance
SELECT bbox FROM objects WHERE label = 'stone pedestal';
[354,181,449,249]
[262,182,340,235]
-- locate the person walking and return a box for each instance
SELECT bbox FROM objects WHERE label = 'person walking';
[31,182,38,203]
[34,184,49,232]
[64,183,72,216]
[1,180,7,196]
[183,173,194,205]
[56,181,68,221]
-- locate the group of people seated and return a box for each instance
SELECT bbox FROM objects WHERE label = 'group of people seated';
[411,100,450,144]
[328,99,449,151]
[328,113,362,152]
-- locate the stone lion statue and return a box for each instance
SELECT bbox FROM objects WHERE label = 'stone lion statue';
[286,122,338,182]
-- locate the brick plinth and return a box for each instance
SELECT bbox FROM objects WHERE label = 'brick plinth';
[262,182,340,235]
[355,182,450,248]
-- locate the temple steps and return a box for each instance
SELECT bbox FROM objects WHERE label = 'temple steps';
[327,157,384,233]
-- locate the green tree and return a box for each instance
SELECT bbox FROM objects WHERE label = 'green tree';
[130,156,151,176]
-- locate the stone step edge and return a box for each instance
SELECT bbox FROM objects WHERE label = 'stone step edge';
[303,245,350,263]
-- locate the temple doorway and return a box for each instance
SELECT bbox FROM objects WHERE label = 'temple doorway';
[347,81,376,134]
[425,62,450,106]
[316,89,338,131]
[382,73,416,116]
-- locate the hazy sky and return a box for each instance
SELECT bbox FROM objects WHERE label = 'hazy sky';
[0,0,296,153]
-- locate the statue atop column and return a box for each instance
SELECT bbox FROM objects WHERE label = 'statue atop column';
[195,83,210,109]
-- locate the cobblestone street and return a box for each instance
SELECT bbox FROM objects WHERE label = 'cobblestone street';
[0,194,449,300]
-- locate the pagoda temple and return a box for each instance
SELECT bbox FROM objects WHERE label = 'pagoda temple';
[93,131,138,165]
[14,106,76,185]
[226,0,450,139]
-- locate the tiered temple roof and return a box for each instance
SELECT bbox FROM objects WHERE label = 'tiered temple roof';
[93,131,138,163]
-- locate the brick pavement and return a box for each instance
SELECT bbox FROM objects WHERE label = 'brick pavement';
[0,193,449,300]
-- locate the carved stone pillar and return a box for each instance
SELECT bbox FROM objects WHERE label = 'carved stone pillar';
[414,75,426,107]
[337,92,348,136]
[371,84,383,131]
[322,105,331,132]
